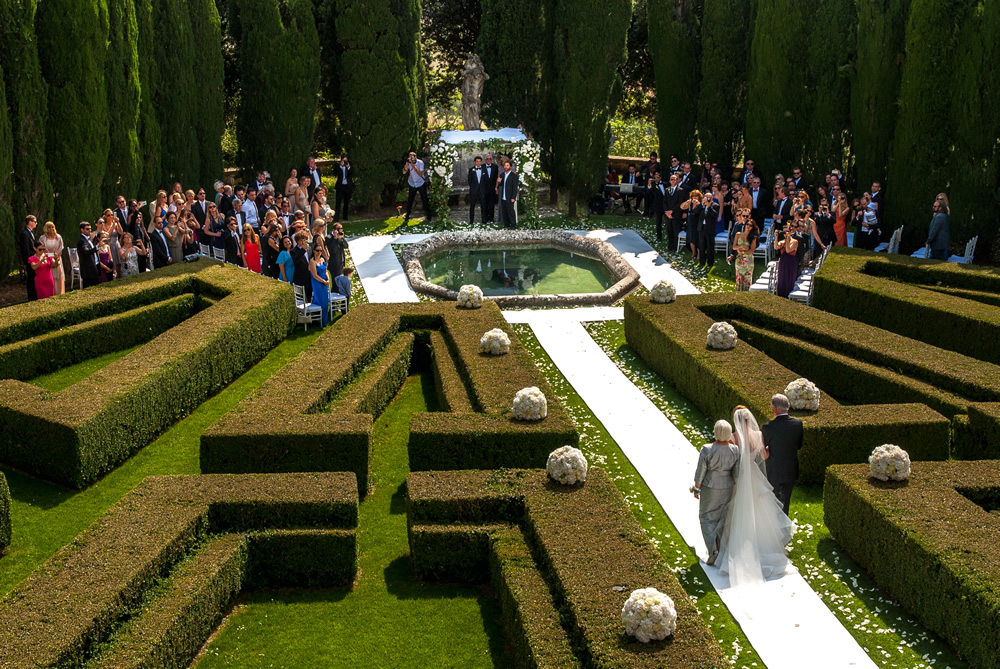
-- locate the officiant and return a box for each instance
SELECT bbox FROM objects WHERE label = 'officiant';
[693,420,740,565]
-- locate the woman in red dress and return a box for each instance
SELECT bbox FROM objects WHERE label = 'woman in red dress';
[833,192,850,247]
[28,241,56,299]
[242,225,261,273]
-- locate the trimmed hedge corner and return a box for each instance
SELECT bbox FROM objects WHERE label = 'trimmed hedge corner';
[0,264,295,488]
[0,471,10,553]
[825,461,1000,669]
[407,468,729,668]
[0,472,358,668]
[202,302,577,495]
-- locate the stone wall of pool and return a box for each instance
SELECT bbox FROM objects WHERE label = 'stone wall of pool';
[401,230,640,308]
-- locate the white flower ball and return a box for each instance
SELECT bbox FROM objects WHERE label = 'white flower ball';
[869,444,911,482]
[479,328,511,355]
[784,378,821,411]
[622,588,677,642]
[650,280,676,304]
[706,322,738,350]
[512,386,547,421]
[434,165,448,177]
[546,445,588,485]
[456,284,484,309]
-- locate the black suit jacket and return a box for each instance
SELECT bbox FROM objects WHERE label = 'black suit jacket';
[149,228,171,268]
[483,164,500,199]
[664,186,685,219]
[114,207,130,231]
[303,165,323,199]
[19,226,36,267]
[761,414,803,485]
[773,197,793,223]
[500,170,519,201]
[749,186,772,223]
[77,233,100,279]
[192,200,208,227]
[334,164,354,190]
[223,228,241,265]
[468,166,487,199]
[291,245,310,288]
[649,183,667,215]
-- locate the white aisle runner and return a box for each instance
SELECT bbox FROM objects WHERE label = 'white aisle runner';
[348,234,431,304]
[503,307,876,669]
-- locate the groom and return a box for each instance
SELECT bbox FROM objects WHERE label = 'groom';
[761,394,803,515]
[693,420,740,565]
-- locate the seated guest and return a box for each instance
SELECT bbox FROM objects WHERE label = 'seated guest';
[334,267,354,313]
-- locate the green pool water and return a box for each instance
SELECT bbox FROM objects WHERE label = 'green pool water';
[422,246,617,295]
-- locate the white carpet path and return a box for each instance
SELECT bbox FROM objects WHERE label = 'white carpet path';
[503,307,877,669]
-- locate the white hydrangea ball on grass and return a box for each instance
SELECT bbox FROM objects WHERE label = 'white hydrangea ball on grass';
[650,280,677,304]
[622,588,677,642]
[512,386,547,421]
[785,378,821,411]
[546,446,588,485]
[706,321,738,350]
[479,328,511,355]
[457,284,484,309]
[869,444,911,482]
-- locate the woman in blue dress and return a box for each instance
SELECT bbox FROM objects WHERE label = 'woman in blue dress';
[276,236,295,284]
[309,242,330,327]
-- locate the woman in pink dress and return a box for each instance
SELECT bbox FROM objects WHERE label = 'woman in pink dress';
[28,241,56,299]
[41,222,65,294]
[241,225,261,273]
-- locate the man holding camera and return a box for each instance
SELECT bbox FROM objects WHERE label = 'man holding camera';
[403,151,432,224]
[325,222,349,278]
[334,155,354,222]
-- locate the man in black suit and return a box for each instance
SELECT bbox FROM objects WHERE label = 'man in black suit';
[114,195,130,231]
[740,159,763,185]
[664,173,686,251]
[790,167,809,194]
[498,160,519,229]
[772,187,793,228]
[334,154,354,221]
[77,221,100,286]
[871,181,886,240]
[222,216,242,265]
[482,154,499,222]
[648,172,666,242]
[468,156,487,224]
[641,152,660,217]
[148,216,173,269]
[231,198,247,235]
[748,177,771,228]
[19,215,39,300]
[191,188,209,228]
[325,222,349,278]
[303,158,322,200]
[677,162,696,191]
[291,230,312,301]
[761,393,803,516]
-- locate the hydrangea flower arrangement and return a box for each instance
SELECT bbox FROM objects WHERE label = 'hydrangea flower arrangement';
[650,280,677,304]
[707,321,738,350]
[784,378,821,411]
[546,445,588,485]
[456,284,484,309]
[622,588,677,642]
[479,328,511,355]
[512,386,547,421]
[869,444,911,482]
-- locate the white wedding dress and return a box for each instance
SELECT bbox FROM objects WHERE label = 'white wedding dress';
[716,409,796,588]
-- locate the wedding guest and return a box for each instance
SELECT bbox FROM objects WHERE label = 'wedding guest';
[285,167,299,204]
[498,160,518,229]
[403,150,432,224]
[856,194,880,250]
[149,190,168,231]
[832,192,850,247]
[468,156,487,224]
[77,221,100,287]
[727,209,758,292]
[693,419,740,565]
[303,157,322,199]
[850,198,864,246]
[182,213,200,256]
[276,235,295,284]
[102,208,123,278]
[203,203,225,252]
[127,206,151,272]
[192,188,210,228]
[812,199,835,253]
[291,230,312,300]
[311,184,334,222]
[926,198,951,260]
[309,243,331,327]
[95,232,114,283]
[773,224,799,298]
[261,222,280,278]
[483,154,499,222]
[223,216,243,266]
[41,222,65,295]
[28,240,57,299]
[244,187,260,233]
[334,154,354,221]
[761,394,803,516]
[149,216,172,269]
[163,211,185,263]
[295,175,312,224]
[334,267,354,313]
[242,225,261,273]
[326,222,349,278]
[117,233,146,278]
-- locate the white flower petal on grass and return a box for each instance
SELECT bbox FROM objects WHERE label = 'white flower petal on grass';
[785,377,821,411]
[479,328,511,355]
[706,322,738,350]
[622,588,677,642]
[650,280,676,304]
[546,445,588,485]
[869,445,911,482]
[512,386,547,421]
[456,284,484,309]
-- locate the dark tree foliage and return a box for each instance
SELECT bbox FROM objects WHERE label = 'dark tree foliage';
[422,0,482,110]
[549,0,632,211]
[235,0,320,181]
[313,0,341,153]
[35,0,109,239]
[803,0,856,181]
[616,0,655,121]
[0,0,54,223]
[850,0,910,189]
[101,0,141,205]
[190,0,225,184]
[888,0,970,247]
[134,0,162,197]
[695,0,750,169]
[949,0,1000,260]
[648,0,701,160]
[391,0,426,147]
[0,64,15,277]
[744,0,808,181]
[151,0,200,187]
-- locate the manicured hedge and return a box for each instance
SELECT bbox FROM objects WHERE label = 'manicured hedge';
[812,248,1000,365]
[0,264,295,488]
[0,471,10,553]
[825,462,1000,669]
[202,303,577,495]
[624,292,954,483]
[407,468,729,668]
[0,472,358,668]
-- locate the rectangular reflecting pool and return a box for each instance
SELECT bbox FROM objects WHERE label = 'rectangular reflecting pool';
[422,246,617,295]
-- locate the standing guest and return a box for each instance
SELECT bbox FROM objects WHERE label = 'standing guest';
[699,188,721,268]
[740,159,762,185]
[95,232,114,283]
[648,173,667,243]
[666,154,681,176]
[311,185,335,222]
[244,187,260,233]
[291,230,312,300]
[833,192,850,247]
[641,152,660,217]
[334,267,354,313]
[149,216,173,269]
[309,243,331,327]
[664,173,686,250]
[310,220,329,262]
[77,221,100,287]
[926,198,951,260]
[192,188,209,228]
[212,180,225,208]
[402,150,432,224]
[483,155,499,222]
[181,212,199,256]
[303,157,322,200]
[498,160,519,229]
[41,222,65,295]
[790,167,808,193]
[181,189,196,216]
[118,233,146,278]
[223,216,243,266]
[19,215,39,300]
[220,184,235,216]
[279,199,294,230]
[812,199,835,253]
[772,187,792,229]
[815,186,828,210]
[678,162,696,191]
[276,235,295,284]
[856,194,880,250]
[850,197,865,246]
[727,209,759,292]
[252,170,267,194]
[163,211,186,263]
[295,175,312,224]
[935,192,951,215]
[468,156,487,224]
[168,192,184,214]
[692,419,740,565]
[285,167,299,204]
[242,225,261,273]
[203,203,225,252]
[762,393,804,516]
[621,164,641,214]
[870,181,885,237]
[114,195,130,232]
[127,207,151,272]
[28,241,57,299]
[334,154,354,221]
[793,211,812,271]
[773,225,799,298]
[149,191,168,230]
[748,177,770,228]
[260,223,278,278]
[326,223,349,279]
[101,209,123,278]
[231,198,247,235]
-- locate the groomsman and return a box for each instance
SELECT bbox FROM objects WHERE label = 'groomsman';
[77,221,100,287]
[648,172,666,242]
[334,154,354,221]
[761,393,803,516]
[468,156,488,224]
[498,160,519,229]
[482,154,499,222]
[664,173,685,251]
[19,215,38,300]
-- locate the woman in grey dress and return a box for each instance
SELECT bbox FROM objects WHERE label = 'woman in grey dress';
[693,420,740,565]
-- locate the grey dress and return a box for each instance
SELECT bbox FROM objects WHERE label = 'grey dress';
[694,441,740,555]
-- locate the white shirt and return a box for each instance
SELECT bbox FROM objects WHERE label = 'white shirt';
[407,159,425,188]
[752,188,760,207]
[341,165,348,185]
[473,167,482,182]
[244,200,258,228]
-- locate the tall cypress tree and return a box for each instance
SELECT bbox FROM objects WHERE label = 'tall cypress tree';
[151,0,199,187]
[648,0,701,160]
[391,0,425,147]
[35,0,109,239]
[0,64,15,278]
[850,0,910,189]
[335,0,417,207]
[102,0,141,204]
[744,0,808,180]
[887,0,969,246]
[0,0,54,223]
[235,0,319,180]
[695,0,750,168]
[549,0,632,213]
[134,0,162,197]
[190,0,225,184]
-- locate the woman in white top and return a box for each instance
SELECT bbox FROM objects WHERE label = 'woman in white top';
[41,221,65,294]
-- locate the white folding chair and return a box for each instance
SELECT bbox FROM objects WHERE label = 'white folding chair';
[67,248,83,290]
[293,284,322,331]
[911,245,929,259]
[948,236,977,264]
[329,293,348,314]
[887,226,903,254]
[211,246,225,262]
[199,242,211,257]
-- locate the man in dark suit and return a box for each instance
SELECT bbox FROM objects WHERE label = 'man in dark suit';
[926,199,951,260]
[468,156,487,224]
[77,221,100,286]
[772,187,793,228]
[222,216,242,266]
[498,160,519,229]
[621,164,641,214]
[303,158,322,200]
[871,181,886,240]
[761,393,803,516]
[114,195,130,231]
[641,152,660,217]
[664,173,686,251]
[790,167,809,194]
[482,154,499,222]
[677,162,696,191]
[291,230,312,301]
[19,215,39,300]
[740,159,763,185]
[334,154,354,221]
[231,198,247,235]
[748,177,771,228]
[191,188,209,228]
[325,222,349,278]
[648,172,667,242]
[148,216,173,269]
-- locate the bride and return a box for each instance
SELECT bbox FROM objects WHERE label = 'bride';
[715,406,796,587]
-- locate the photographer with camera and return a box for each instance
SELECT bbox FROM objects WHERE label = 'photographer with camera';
[325,222,349,278]
[402,151,432,224]
[335,155,354,222]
